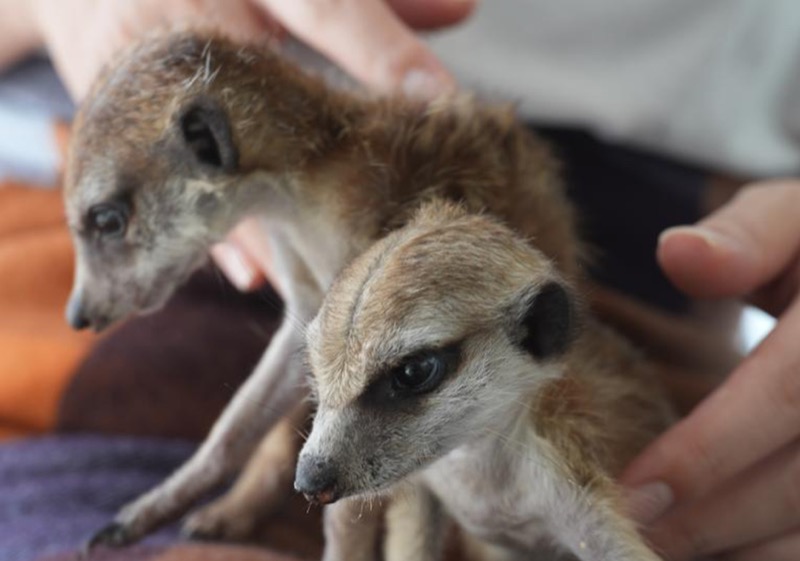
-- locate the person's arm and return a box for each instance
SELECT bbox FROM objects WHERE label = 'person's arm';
[623,180,800,560]
[0,1,40,70]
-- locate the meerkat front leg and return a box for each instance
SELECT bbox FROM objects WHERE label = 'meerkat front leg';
[321,497,385,561]
[552,479,663,561]
[383,482,447,561]
[320,484,445,561]
[182,400,311,541]
[86,232,323,551]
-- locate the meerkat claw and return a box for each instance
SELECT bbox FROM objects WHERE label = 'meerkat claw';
[81,522,133,557]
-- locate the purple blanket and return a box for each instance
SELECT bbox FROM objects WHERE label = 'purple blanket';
[0,435,195,561]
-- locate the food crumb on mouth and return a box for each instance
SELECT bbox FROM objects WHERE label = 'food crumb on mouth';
[303,489,336,505]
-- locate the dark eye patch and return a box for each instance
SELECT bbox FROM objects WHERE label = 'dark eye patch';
[390,352,449,393]
[360,344,461,407]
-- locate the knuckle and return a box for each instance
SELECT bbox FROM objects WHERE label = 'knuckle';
[740,178,800,203]
[294,0,350,29]
[771,180,800,202]
[375,43,426,85]
[733,182,770,204]
[663,422,723,499]
[658,518,713,560]
[713,186,767,242]
[731,180,800,221]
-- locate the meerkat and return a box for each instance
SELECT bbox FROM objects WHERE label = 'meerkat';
[64,29,594,549]
[296,201,672,561]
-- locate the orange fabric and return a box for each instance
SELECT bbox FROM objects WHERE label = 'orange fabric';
[0,184,95,437]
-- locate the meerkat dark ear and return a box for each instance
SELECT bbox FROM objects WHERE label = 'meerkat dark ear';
[518,281,575,360]
[179,100,238,171]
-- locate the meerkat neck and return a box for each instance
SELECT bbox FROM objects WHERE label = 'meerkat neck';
[227,59,369,175]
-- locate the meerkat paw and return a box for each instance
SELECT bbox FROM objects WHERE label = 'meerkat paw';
[182,498,263,542]
[81,522,134,556]
[81,501,159,556]
[81,462,226,556]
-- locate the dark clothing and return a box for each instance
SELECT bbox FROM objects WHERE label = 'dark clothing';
[538,127,704,313]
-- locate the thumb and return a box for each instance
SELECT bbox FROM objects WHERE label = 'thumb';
[657,181,800,301]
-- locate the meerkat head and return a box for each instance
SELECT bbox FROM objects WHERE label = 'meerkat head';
[295,202,578,504]
[63,31,334,331]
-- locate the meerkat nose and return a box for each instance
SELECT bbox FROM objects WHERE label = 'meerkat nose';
[65,291,91,330]
[294,455,339,505]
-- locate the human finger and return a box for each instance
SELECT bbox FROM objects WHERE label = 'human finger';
[257,0,463,97]
[34,0,277,100]
[33,1,123,99]
[643,438,800,560]
[622,296,800,519]
[720,531,800,561]
[211,218,272,292]
[386,0,476,30]
[658,180,800,307]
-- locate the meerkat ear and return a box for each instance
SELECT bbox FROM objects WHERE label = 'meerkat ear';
[518,281,575,360]
[178,100,238,171]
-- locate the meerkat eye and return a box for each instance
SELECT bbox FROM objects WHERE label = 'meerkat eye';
[86,203,128,238]
[390,347,459,394]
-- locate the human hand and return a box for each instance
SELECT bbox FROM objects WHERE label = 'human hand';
[622,180,800,560]
[33,0,472,100]
[30,0,473,290]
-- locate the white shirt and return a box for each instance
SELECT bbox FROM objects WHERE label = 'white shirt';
[427,0,800,178]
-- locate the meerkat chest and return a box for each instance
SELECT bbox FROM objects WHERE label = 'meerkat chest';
[423,439,565,551]
[282,214,361,289]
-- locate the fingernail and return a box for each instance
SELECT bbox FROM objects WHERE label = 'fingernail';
[658,225,737,252]
[624,481,674,525]
[212,242,257,292]
[402,68,452,100]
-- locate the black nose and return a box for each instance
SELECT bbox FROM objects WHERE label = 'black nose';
[66,292,91,330]
[295,455,339,505]
[69,313,91,330]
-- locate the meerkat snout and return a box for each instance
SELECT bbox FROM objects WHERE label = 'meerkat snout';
[65,288,91,330]
[293,455,340,505]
